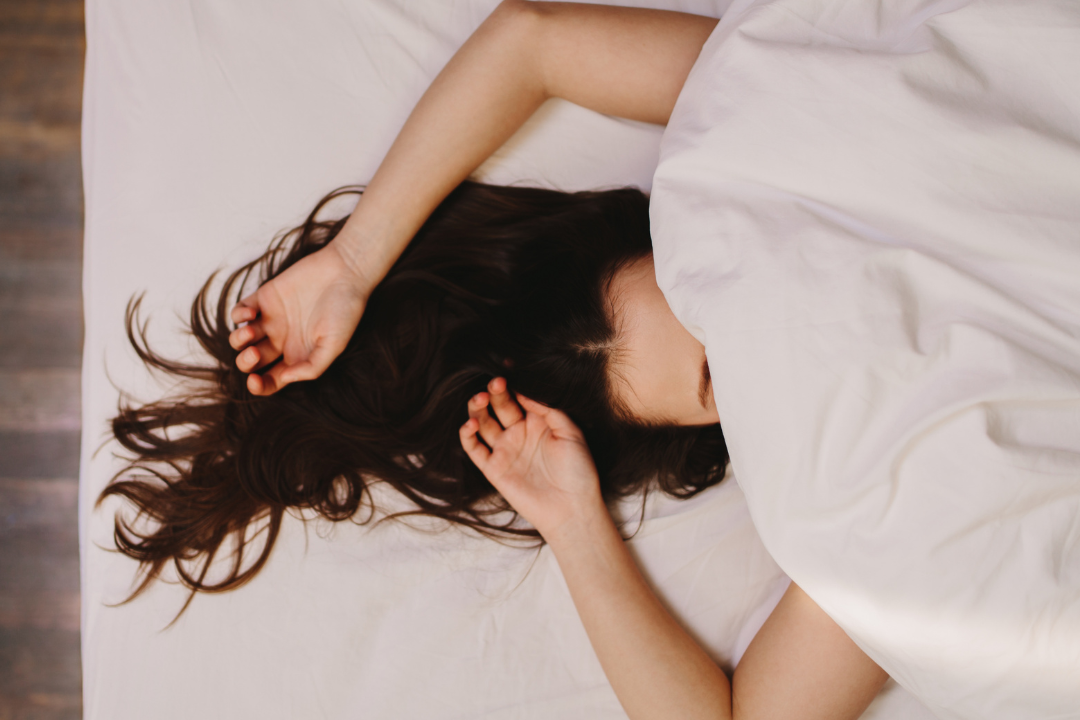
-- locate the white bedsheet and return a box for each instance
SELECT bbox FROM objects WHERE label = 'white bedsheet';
[82,0,934,718]
[652,1,1080,718]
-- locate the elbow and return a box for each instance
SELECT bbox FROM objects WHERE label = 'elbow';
[492,0,543,32]
[489,0,551,98]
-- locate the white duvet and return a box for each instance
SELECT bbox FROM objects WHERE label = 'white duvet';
[652,1,1080,718]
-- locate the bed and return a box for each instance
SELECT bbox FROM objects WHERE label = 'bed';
[80,1,942,718]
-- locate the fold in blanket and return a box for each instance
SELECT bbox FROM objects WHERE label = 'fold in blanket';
[652,1,1080,718]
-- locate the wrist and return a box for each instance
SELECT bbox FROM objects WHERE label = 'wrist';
[331,189,420,293]
[327,225,384,297]
[543,498,619,553]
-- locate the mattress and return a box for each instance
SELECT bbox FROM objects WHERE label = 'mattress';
[80,1,932,717]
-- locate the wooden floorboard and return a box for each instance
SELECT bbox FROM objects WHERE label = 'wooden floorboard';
[0,0,86,715]
[0,628,82,720]
[0,432,81,482]
[0,479,80,633]
[0,370,81,433]
[0,311,83,370]
[0,227,82,264]
[0,260,83,369]
[0,0,85,37]
[0,150,83,231]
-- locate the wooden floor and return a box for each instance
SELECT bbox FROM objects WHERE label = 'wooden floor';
[0,0,86,718]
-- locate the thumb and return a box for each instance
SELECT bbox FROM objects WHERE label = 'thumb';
[253,359,313,394]
[517,395,581,438]
[277,340,340,385]
[277,359,319,386]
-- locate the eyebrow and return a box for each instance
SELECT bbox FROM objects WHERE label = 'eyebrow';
[697,357,712,410]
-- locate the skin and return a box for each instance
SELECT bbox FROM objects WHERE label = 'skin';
[462,379,887,720]
[608,254,718,427]
[229,3,890,717]
[229,1,717,394]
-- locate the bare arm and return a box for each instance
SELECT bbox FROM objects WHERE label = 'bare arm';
[462,380,889,720]
[336,0,716,286]
[733,583,888,718]
[230,1,717,394]
[549,502,888,720]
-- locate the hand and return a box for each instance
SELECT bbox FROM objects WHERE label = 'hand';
[459,377,607,540]
[229,242,369,395]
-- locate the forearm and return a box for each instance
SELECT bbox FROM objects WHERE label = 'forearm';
[333,0,545,289]
[331,0,717,293]
[547,507,733,720]
[463,385,887,720]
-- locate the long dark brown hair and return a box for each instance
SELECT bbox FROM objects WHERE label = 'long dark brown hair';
[101,181,728,613]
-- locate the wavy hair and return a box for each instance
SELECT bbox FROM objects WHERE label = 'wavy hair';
[100,181,729,613]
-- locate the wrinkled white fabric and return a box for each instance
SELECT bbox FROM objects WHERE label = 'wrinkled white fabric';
[652,1,1080,718]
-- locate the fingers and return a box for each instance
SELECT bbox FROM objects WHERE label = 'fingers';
[244,361,305,397]
[235,339,280,374]
[468,392,505,449]
[515,394,551,417]
[256,337,345,393]
[229,321,266,351]
[487,377,524,429]
[459,417,490,470]
[246,371,269,396]
[248,360,295,396]
[461,381,521,469]
[231,296,258,326]
[517,395,581,437]
[230,296,274,386]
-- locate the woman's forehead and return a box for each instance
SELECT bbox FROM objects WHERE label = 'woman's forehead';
[604,254,713,426]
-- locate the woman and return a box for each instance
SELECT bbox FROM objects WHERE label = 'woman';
[108,3,889,718]
[109,179,730,585]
